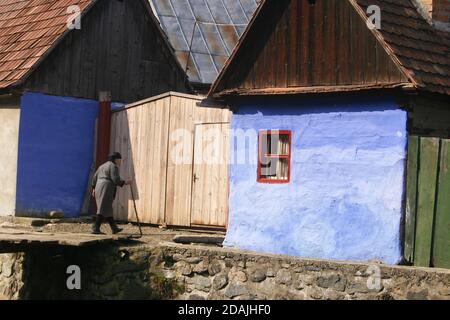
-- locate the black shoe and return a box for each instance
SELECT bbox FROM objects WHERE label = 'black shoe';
[91,230,106,235]
[106,217,123,234]
[111,227,123,235]
[92,215,105,235]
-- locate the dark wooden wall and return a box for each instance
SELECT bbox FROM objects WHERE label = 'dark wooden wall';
[23,0,190,103]
[409,93,450,138]
[213,0,409,95]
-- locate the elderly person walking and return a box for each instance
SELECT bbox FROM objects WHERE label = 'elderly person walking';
[91,152,131,234]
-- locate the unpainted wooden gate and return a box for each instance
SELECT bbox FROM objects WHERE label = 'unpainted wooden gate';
[110,92,231,229]
[405,135,450,269]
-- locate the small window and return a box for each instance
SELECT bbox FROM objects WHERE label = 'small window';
[257,130,291,183]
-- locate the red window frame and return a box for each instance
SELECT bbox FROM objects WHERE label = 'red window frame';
[257,130,292,184]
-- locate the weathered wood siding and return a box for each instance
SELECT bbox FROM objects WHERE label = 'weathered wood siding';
[23,0,190,103]
[409,93,450,138]
[405,135,450,269]
[213,0,408,95]
[110,92,230,228]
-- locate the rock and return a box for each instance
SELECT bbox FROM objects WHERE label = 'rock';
[208,260,222,276]
[275,269,292,285]
[188,276,211,292]
[162,270,176,279]
[172,254,185,262]
[229,267,247,282]
[189,293,206,300]
[130,252,150,265]
[308,287,323,300]
[249,268,267,283]
[175,262,193,276]
[186,257,202,264]
[1,260,13,278]
[293,277,305,290]
[49,211,64,219]
[304,266,322,272]
[346,282,370,294]
[323,289,345,300]
[266,267,277,277]
[317,274,347,292]
[406,289,429,300]
[193,261,209,274]
[213,273,229,290]
[224,283,248,298]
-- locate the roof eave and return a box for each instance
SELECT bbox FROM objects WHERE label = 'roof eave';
[211,83,416,99]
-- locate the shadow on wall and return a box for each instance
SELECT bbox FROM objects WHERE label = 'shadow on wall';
[20,246,181,300]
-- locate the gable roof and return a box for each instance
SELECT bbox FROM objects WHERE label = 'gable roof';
[354,0,450,95]
[209,0,450,97]
[0,0,94,89]
[149,0,260,85]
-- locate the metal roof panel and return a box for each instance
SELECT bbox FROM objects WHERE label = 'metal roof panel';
[150,0,259,85]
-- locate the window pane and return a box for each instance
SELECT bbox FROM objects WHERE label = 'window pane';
[258,131,291,182]
[260,158,289,181]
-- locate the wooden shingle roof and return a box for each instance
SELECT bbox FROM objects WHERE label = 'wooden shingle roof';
[0,0,94,89]
[355,0,450,95]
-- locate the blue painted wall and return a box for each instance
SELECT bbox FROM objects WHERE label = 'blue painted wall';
[16,92,99,217]
[226,94,407,265]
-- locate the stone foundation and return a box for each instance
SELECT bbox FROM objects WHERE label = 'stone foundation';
[0,244,449,300]
[0,253,26,299]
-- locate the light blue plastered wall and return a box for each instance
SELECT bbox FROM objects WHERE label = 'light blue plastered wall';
[225,94,407,265]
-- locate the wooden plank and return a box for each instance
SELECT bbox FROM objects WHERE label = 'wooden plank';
[404,135,419,263]
[414,137,440,267]
[217,123,230,227]
[287,0,298,87]
[432,139,450,268]
[166,96,193,227]
[191,123,229,227]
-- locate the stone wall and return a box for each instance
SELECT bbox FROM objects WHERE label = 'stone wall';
[1,244,449,300]
[0,253,26,300]
[149,245,450,300]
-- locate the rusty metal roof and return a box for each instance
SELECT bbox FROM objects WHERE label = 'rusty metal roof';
[149,0,260,85]
[355,0,450,95]
[0,0,94,89]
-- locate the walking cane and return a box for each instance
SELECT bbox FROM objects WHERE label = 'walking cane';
[129,184,143,238]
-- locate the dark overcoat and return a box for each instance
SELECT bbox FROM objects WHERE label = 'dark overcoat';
[92,161,125,217]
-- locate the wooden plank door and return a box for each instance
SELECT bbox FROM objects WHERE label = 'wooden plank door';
[191,123,229,228]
